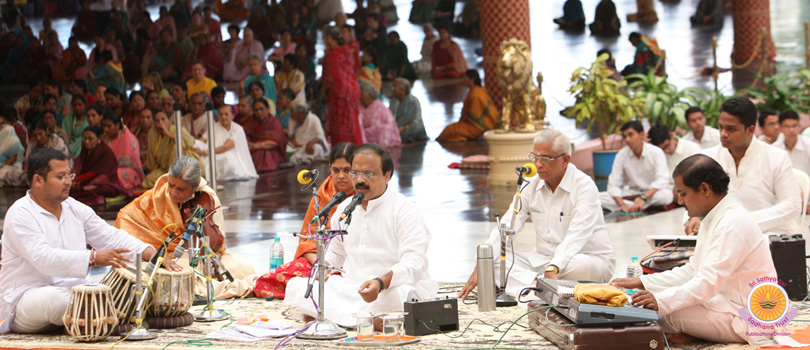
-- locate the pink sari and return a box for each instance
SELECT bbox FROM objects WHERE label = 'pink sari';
[107,127,145,190]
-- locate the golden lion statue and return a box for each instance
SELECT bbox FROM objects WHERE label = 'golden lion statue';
[495,39,547,133]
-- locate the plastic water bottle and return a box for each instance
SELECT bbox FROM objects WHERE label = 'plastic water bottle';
[625,256,643,294]
[270,237,284,270]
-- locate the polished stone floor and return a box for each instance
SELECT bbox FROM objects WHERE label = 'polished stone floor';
[2,0,810,283]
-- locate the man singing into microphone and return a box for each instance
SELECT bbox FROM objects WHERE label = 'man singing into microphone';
[284,143,438,328]
[0,149,173,334]
[459,129,615,298]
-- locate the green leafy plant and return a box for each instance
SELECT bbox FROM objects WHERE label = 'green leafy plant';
[626,70,686,131]
[737,69,810,113]
[566,54,645,150]
[681,87,728,128]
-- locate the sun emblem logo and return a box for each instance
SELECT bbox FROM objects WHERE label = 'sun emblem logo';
[748,282,789,324]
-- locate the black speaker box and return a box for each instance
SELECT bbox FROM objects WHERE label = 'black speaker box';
[769,234,807,301]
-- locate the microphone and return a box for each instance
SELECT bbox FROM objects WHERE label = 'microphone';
[309,191,347,223]
[339,192,365,221]
[516,163,538,177]
[297,169,319,185]
[172,222,196,260]
[146,231,176,274]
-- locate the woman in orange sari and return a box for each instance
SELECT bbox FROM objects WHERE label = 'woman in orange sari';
[254,142,357,298]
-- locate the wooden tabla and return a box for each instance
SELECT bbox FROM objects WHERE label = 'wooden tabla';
[62,284,119,342]
[148,265,194,317]
[101,267,150,324]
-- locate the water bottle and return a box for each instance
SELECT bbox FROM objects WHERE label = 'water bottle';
[270,237,284,270]
[625,256,643,294]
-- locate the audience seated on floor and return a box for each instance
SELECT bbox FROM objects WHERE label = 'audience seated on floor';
[274,54,307,104]
[131,107,152,166]
[359,82,401,148]
[244,98,287,173]
[185,60,218,98]
[275,89,294,132]
[681,106,721,149]
[390,78,429,144]
[102,112,144,190]
[554,0,586,30]
[436,70,499,142]
[224,27,264,82]
[285,101,329,167]
[204,105,259,181]
[460,129,615,298]
[62,94,89,159]
[691,97,801,235]
[611,154,795,347]
[413,23,439,74]
[242,54,277,106]
[216,0,250,22]
[756,109,782,144]
[359,46,383,96]
[70,125,132,206]
[182,92,211,154]
[599,120,673,212]
[284,143,438,328]
[0,110,25,187]
[589,0,621,36]
[690,0,723,26]
[647,123,701,184]
[431,27,467,79]
[381,31,416,81]
[143,110,204,188]
[409,0,436,24]
[622,32,663,77]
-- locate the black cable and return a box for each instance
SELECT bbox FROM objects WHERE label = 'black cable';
[419,318,525,339]
[517,287,542,303]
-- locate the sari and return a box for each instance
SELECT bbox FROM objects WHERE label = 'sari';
[70,141,133,206]
[437,86,500,142]
[0,124,24,185]
[431,40,468,79]
[88,61,126,95]
[107,127,145,190]
[143,125,204,188]
[358,63,382,96]
[216,0,250,22]
[360,100,400,148]
[323,45,363,145]
[62,113,88,159]
[244,72,278,105]
[223,40,264,82]
[254,176,355,299]
[243,115,287,172]
[390,94,429,143]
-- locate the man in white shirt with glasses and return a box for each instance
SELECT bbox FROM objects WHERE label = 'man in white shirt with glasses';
[459,129,615,299]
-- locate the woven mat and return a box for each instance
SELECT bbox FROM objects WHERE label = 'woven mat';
[3,285,810,350]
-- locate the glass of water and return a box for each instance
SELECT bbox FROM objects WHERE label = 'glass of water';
[381,314,404,342]
[354,314,374,342]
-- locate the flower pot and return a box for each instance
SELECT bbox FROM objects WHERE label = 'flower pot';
[592,149,619,178]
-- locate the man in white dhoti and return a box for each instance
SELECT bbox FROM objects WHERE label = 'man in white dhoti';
[686,97,801,235]
[459,130,615,299]
[612,154,797,347]
[182,92,210,154]
[599,120,673,212]
[284,101,329,167]
[200,105,259,181]
[0,149,179,334]
[284,143,438,327]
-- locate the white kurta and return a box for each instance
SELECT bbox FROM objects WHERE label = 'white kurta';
[681,125,721,149]
[772,135,810,177]
[640,196,794,346]
[287,112,329,166]
[283,186,438,326]
[600,143,673,210]
[0,193,151,333]
[701,137,801,234]
[207,121,259,181]
[665,138,701,184]
[486,163,615,295]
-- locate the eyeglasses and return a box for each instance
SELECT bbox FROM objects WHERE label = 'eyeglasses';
[349,170,377,179]
[38,173,75,182]
[528,152,566,164]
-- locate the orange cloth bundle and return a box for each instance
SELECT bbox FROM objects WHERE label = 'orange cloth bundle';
[573,283,628,307]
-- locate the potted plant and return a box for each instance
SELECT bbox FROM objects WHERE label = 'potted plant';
[565,54,645,177]
[737,69,810,113]
[627,70,687,131]
[682,87,728,130]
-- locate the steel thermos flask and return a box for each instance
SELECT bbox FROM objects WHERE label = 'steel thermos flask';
[476,244,496,311]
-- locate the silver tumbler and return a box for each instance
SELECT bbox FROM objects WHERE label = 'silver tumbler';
[476,244,496,311]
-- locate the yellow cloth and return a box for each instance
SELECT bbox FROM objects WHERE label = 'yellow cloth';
[573,283,628,307]
[436,86,499,142]
[143,125,204,188]
[186,77,218,98]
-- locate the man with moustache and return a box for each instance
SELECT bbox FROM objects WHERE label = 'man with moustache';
[0,149,175,334]
[284,143,438,328]
[685,97,800,235]
[612,154,794,347]
[458,129,615,299]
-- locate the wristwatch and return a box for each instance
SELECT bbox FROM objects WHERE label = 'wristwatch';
[545,265,559,274]
[639,194,648,202]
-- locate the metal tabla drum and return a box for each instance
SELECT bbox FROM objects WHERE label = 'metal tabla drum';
[62,284,119,342]
[101,267,150,324]
[148,265,194,317]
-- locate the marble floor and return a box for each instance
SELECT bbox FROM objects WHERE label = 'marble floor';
[2,0,810,286]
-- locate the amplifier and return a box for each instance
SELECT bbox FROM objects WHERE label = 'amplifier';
[769,234,807,301]
[403,297,459,336]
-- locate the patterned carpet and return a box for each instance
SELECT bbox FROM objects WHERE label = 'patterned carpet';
[2,285,810,350]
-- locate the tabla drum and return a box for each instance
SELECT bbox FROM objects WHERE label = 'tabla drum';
[148,265,194,317]
[101,267,150,324]
[62,284,119,342]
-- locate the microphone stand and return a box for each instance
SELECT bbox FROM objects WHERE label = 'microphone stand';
[298,215,347,340]
[173,102,183,158]
[193,235,229,322]
[496,170,528,307]
[124,253,158,340]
